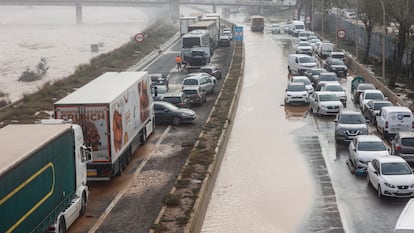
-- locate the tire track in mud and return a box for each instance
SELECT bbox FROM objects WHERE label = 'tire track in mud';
[296,135,345,233]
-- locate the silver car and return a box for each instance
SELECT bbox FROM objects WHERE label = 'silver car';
[309,91,343,116]
[348,135,389,171]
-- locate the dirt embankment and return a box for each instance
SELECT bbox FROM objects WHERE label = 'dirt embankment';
[0,20,177,127]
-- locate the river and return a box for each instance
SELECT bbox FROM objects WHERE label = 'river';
[0,5,168,103]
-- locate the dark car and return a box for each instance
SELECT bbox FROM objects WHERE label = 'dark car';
[200,65,222,80]
[182,86,207,106]
[362,100,393,125]
[154,101,196,126]
[334,110,368,144]
[149,73,168,90]
[304,68,327,84]
[323,58,348,78]
[315,72,338,90]
[161,92,191,108]
[391,132,414,163]
[218,36,231,47]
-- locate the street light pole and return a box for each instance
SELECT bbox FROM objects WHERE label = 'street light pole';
[379,0,386,80]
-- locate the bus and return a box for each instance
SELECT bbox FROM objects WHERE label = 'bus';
[250,15,265,32]
[181,30,212,65]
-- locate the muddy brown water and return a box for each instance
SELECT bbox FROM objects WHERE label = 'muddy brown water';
[201,27,314,233]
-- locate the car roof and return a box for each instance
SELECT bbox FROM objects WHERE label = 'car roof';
[396,131,414,137]
[315,91,338,96]
[369,100,392,104]
[200,65,216,69]
[357,83,375,88]
[163,92,184,97]
[330,52,345,55]
[319,72,337,76]
[288,82,306,87]
[380,106,411,112]
[375,155,406,163]
[339,110,363,115]
[182,86,201,91]
[291,76,309,80]
[362,89,383,94]
[289,54,311,58]
[355,135,382,142]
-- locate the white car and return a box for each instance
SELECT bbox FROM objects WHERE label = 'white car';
[309,38,321,51]
[359,89,385,112]
[295,41,313,56]
[367,156,414,198]
[320,82,347,107]
[348,135,389,171]
[285,82,308,105]
[291,76,314,94]
[309,91,343,116]
[222,31,233,40]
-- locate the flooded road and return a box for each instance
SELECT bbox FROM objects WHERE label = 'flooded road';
[201,28,314,233]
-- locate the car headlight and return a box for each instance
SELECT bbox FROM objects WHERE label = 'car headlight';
[181,112,190,117]
[321,104,328,108]
[360,128,368,134]
[287,94,291,96]
[336,128,346,134]
[384,182,395,188]
[410,184,414,188]
[302,94,307,97]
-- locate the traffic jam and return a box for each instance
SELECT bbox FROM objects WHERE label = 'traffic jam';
[149,15,233,126]
[277,18,414,228]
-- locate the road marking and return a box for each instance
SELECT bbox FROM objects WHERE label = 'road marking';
[88,126,171,233]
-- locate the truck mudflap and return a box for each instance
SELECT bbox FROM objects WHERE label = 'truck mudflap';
[145,118,154,139]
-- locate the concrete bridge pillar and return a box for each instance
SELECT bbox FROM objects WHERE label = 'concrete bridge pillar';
[169,0,180,21]
[75,2,82,24]
[212,4,217,13]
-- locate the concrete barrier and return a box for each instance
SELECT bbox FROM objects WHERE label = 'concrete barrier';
[346,55,406,106]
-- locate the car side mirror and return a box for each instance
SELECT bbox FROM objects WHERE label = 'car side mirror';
[374,170,378,175]
[353,148,356,152]
[334,119,338,123]
[366,119,370,123]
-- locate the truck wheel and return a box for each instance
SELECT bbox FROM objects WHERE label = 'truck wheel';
[172,117,181,126]
[79,191,87,216]
[58,217,66,233]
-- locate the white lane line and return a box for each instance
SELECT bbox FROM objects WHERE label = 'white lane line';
[88,126,171,233]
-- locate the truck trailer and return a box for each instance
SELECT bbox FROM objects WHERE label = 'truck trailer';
[179,16,198,35]
[54,72,154,180]
[0,122,90,233]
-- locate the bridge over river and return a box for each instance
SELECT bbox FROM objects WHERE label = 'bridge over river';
[0,0,296,23]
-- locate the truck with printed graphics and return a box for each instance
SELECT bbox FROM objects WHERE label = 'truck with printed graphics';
[0,121,91,233]
[54,72,154,180]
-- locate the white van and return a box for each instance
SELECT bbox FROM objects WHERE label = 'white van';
[318,42,334,58]
[395,198,414,233]
[376,106,414,140]
[288,54,318,75]
[291,20,305,36]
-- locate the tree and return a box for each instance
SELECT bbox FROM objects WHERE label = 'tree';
[384,0,414,87]
[357,0,382,63]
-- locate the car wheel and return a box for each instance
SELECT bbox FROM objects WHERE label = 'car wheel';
[288,66,291,74]
[378,185,384,199]
[172,117,181,126]
[367,173,370,184]
[316,107,321,116]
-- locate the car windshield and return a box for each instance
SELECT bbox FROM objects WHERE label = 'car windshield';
[200,68,212,74]
[287,85,306,91]
[330,59,344,65]
[320,74,338,81]
[299,57,315,63]
[298,42,310,46]
[312,69,325,75]
[357,141,386,151]
[402,138,414,146]
[365,93,384,100]
[332,54,345,59]
[319,94,339,101]
[381,162,412,175]
[325,85,343,92]
[163,97,181,104]
[339,114,366,124]
[183,79,198,85]
[373,102,392,110]
[293,79,310,85]
[183,89,198,95]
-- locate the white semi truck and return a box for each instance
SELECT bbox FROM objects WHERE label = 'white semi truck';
[54,72,154,180]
